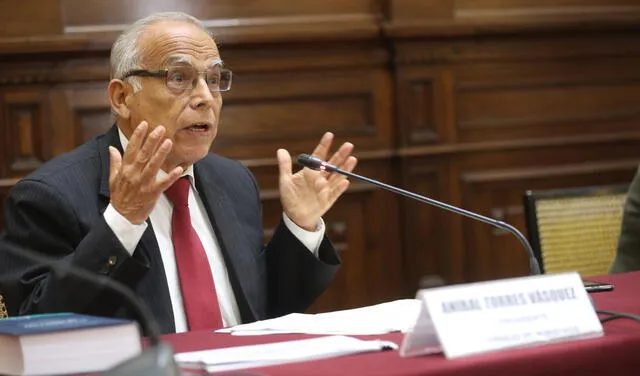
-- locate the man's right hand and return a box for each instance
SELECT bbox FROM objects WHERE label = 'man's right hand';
[108,121,184,224]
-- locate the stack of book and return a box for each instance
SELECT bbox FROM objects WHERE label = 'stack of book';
[0,313,141,375]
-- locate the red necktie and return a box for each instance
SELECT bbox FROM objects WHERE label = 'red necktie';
[165,177,224,331]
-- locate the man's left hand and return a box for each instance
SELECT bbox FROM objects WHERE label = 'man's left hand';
[277,132,358,231]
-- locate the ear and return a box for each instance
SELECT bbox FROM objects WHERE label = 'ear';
[107,79,132,119]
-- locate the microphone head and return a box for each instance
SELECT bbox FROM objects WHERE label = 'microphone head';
[296,154,339,173]
[296,154,323,171]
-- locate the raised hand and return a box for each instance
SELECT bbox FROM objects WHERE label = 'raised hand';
[277,132,358,231]
[108,121,184,224]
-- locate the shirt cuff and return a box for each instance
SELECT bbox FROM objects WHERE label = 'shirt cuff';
[103,204,148,256]
[282,213,325,256]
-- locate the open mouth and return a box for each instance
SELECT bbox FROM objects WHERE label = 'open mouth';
[186,123,211,132]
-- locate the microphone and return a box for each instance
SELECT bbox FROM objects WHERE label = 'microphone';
[0,240,181,376]
[296,153,542,276]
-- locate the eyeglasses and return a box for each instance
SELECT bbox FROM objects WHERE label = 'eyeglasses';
[122,65,232,92]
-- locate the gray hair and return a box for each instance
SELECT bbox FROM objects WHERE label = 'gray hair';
[109,12,212,92]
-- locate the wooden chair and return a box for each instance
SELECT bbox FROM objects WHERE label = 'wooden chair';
[523,184,628,277]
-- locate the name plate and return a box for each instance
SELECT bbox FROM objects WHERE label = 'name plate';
[400,272,603,359]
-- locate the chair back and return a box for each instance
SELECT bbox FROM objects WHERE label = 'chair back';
[0,294,7,318]
[523,184,628,277]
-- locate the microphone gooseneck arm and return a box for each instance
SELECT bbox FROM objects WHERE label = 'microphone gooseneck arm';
[296,153,542,276]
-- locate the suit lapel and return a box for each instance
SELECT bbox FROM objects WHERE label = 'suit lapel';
[194,162,261,322]
[96,125,176,333]
[96,125,120,199]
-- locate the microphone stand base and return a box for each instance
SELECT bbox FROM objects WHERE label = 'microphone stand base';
[101,342,182,376]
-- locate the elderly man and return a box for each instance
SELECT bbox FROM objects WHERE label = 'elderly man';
[0,12,357,334]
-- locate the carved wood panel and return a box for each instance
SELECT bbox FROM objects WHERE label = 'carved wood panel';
[400,157,464,287]
[62,0,377,26]
[0,88,49,178]
[396,67,455,146]
[218,66,393,159]
[49,83,112,156]
[0,0,62,38]
[0,86,50,230]
[455,57,640,144]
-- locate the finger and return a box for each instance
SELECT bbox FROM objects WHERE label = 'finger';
[157,166,184,193]
[328,156,357,186]
[135,125,166,167]
[141,138,173,183]
[327,142,354,167]
[277,149,293,178]
[314,175,329,196]
[310,132,334,160]
[108,146,122,186]
[122,121,149,165]
[328,179,350,204]
[341,155,358,173]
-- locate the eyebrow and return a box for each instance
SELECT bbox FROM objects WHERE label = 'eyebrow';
[165,56,224,67]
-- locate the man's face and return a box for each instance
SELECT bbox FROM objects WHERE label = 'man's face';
[124,20,223,170]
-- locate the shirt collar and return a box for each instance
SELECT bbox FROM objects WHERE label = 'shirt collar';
[117,126,196,187]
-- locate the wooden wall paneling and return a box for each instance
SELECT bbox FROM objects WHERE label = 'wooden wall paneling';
[384,0,638,24]
[384,0,640,39]
[60,0,382,45]
[399,155,467,289]
[457,0,639,8]
[62,0,379,25]
[49,83,112,156]
[217,43,393,160]
[394,33,640,68]
[457,144,640,282]
[0,86,50,231]
[394,28,640,284]
[396,66,456,146]
[449,36,640,144]
[455,0,640,23]
[218,67,384,159]
[385,0,454,21]
[354,158,404,305]
[0,87,50,177]
[453,138,640,173]
[0,0,63,38]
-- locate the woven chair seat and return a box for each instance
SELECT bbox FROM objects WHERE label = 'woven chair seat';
[524,185,627,277]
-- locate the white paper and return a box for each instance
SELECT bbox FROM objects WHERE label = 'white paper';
[217,299,421,336]
[174,335,398,373]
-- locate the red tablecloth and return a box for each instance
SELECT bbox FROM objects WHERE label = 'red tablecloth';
[162,272,640,376]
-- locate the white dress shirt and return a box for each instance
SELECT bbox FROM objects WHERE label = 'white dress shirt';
[103,128,325,332]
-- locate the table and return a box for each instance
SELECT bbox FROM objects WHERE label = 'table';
[162,271,640,376]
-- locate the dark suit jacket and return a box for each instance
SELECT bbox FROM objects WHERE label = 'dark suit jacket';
[0,125,340,334]
[611,167,640,273]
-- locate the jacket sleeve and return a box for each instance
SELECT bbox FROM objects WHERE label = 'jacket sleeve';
[265,220,341,318]
[610,167,640,273]
[233,161,342,318]
[0,178,150,317]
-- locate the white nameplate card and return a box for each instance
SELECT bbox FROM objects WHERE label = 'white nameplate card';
[400,272,603,359]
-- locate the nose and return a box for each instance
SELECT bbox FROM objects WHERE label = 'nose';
[189,76,216,110]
